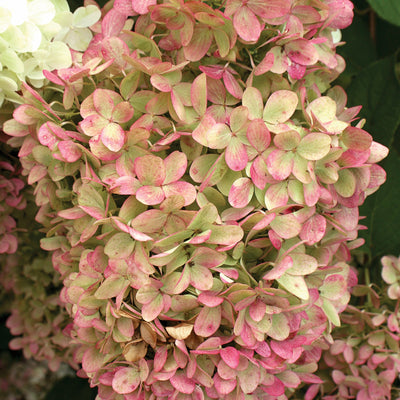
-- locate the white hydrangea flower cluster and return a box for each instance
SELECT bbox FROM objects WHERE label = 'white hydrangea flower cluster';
[0,0,101,106]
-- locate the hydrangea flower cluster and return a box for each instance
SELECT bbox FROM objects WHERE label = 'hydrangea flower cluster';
[0,352,73,400]
[2,0,389,398]
[308,259,400,400]
[0,154,26,254]
[0,252,76,371]
[382,255,400,300]
[0,0,101,106]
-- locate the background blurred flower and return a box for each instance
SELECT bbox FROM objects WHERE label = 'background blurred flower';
[0,0,100,106]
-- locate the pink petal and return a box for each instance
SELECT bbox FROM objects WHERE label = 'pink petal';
[82,347,105,373]
[134,155,166,186]
[285,39,318,66]
[247,0,291,19]
[194,306,221,337]
[270,214,302,239]
[184,26,213,62]
[252,213,276,230]
[326,0,354,29]
[112,176,140,195]
[112,101,134,124]
[303,180,320,206]
[233,6,261,42]
[200,65,224,80]
[163,151,187,184]
[114,0,136,16]
[214,374,237,395]
[132,0,157,14]
[367,141,389,163]
[192,114,217,147]
[151,74,173,92]
[198,292,224,307]
[263,255,293,280]
[249,299,267,322]
[254,51,274,76]
[163,181,196,206]
[228,177,254,208]
[102,9,127,37]
[136,185,165,205]
[27,165,46,184]
[42,69,64,85]
[225,137,248,171]
[171,89,186,121]
[79,205,105,220]
[93,89,118,119]
[263,90,298,124]
[112,367,140,394]
[128,227,153,242]
[38,123,58,147]
[154,346,168,372]
[334,206,359,232]
[368,164,386,189]
[80,114,108,137]
[220,347,240,369]
[223,70,243,99]
[58,141,82,162]
[206,123,231,149]
[101,123,125,152]
[13,104,44,125]
[341,127,372,151]
[266,149,294,180]
[191,247,227,268]
[3,119,29,137]
[190,265,214,291]
[339,149,370,168]
[300,214,326,245]
[170,372,195,394]
[102,37,130,68]
[250,156,271,190]
[265,182,289,209]
[288,62,306,80]
[141,294,164,321]
[247,119,271,152]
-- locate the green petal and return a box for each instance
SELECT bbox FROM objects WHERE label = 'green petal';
[72,5,101,28]
[28,0,56,25]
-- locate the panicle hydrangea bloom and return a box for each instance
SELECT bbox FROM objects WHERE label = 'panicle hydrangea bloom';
[0,0,101,106]
[305,260,400,400]
[0,352,73,400]
[0,253,76,371]
[2,0,389,399]
[381,255,400,300]
[0,156,26,254]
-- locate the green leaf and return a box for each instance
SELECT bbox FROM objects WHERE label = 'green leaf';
[361,151,400,259]
[367,0,400,27]
[347,56,400,260]
[336,13,376,81]
[347,56,400,148]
